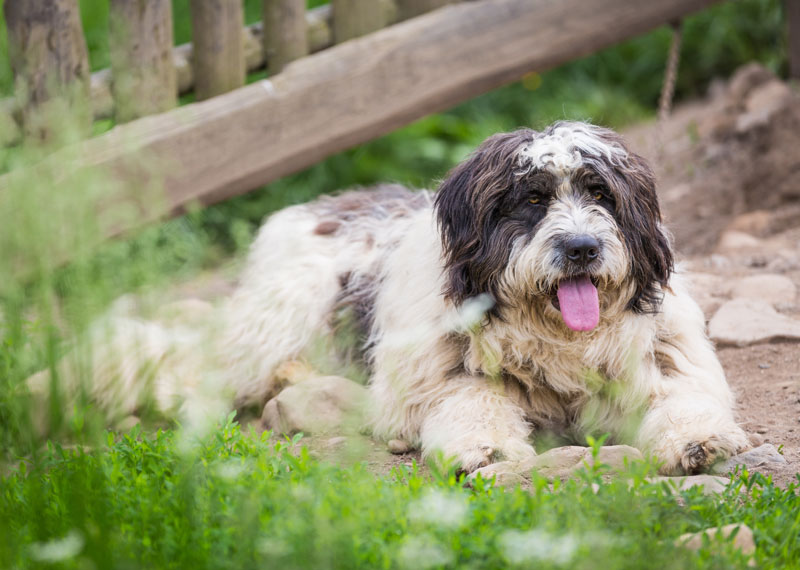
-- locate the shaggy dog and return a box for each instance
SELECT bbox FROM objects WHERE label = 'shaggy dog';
[32,121,748,475]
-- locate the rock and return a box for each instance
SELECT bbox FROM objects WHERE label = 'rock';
[260,375,367,435]
[648,475,730,495]
[388,439,412,454]
[726,210,773,237]
[115,415,140,432]
[711,444,786,475]
[716,231,762,253]
[736,80,794,133]
[709,298,800,346]
[686,272,732,318]
[326,436,348,448]
[730,274,796,306]
[471,445,643,485]
[676,523,756,560]
[727,63,776,104]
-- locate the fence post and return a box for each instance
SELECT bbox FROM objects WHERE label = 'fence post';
[331,0,383,43]
[396,0,453,20]
[788,0,800,80]
[3,0,91,139]
[190,0,246,100]
[263,0,308,73]
[109,0,176,123]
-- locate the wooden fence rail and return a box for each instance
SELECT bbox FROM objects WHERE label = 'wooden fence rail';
[1,0,398,134]
[0,0,723,246]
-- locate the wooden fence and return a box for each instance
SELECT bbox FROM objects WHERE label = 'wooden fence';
[1,0,761,242]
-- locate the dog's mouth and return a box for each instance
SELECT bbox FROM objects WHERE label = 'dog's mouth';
[550,275,599,332]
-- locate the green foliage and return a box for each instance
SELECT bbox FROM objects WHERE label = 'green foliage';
[1,419,796,569]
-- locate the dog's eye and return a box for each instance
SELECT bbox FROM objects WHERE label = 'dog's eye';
[589,185,609,202]
[529,194,542,205]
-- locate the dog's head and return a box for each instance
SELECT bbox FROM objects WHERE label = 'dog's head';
[435,121,673,331]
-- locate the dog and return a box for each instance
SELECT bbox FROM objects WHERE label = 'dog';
[31,121,748,474]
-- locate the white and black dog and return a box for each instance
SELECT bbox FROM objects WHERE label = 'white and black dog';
[32,121,748,474]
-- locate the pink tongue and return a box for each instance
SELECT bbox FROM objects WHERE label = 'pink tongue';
[556,276,599,331]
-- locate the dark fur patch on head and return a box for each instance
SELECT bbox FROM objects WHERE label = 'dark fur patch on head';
[434,130,538,310]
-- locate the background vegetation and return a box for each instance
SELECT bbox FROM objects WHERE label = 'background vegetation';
[0,0,795,568]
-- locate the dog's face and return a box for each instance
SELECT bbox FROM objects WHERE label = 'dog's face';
[435,121,673,331]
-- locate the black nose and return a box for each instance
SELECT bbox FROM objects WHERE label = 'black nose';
[564,235,600,265]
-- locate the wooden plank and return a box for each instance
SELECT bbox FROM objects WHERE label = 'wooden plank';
[0,1,398,135]
[1,0,723,240]
[332,0,384,42]
[397,0,455,21]
[109,0,176,123]
[190,0,246,100]
[3,0,90,139]
[788,0,800,79]
[263,0,309,73]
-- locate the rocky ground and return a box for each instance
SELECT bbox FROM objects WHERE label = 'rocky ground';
[171,63,800,488]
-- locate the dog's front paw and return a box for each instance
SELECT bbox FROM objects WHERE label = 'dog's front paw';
[658,428,749,475]
[437,439,536,475]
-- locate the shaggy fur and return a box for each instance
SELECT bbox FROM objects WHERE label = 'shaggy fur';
[31,121,748,475]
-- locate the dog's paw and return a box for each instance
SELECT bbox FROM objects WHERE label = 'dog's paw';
[454,444,498,474]
[659,428,749,475]
[447,439,536,475]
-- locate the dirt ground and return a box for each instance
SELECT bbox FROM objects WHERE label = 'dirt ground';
[175,63,800,486]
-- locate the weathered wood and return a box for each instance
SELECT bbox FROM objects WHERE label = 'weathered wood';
[397,0,454,20]
[1,0,723,242]
[3,0,90,139]
[190,0,245,100]
[1,1,398,132]
[263,0,309,73]
[332,0,384,42]
[788,0,800,79]
[109,0,176,123]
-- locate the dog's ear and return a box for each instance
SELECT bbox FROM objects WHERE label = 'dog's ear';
[434,130,534,306]
[612,151,674,313]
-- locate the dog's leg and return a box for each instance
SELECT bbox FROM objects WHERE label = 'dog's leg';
[636,280,748,474]
[417,376,536,473]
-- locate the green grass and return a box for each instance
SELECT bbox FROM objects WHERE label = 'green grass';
[1,418,797,569]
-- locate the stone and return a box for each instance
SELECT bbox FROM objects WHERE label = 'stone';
[686,272,731,318]
[647,475,730,495]
[470,445,643,485]
[727,210,773,237]
[736,80,793,133]
[260,375,367,435]
[388,439,412,454]
[727,63,775,104]
[709,298,800,346]
[115,415,140,432]
[711,444,786,475]
[676,523,756,561]
[716,231,762,253]
[730,274,796,306]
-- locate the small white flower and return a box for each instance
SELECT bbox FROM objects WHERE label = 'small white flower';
[408,489,469,529]
[29,530,84,563]
[498,528,578,566]
[397,535,454,569]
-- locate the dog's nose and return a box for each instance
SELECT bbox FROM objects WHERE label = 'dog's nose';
[564,235,600,265]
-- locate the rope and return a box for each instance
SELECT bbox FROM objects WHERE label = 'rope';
[657,21,683,159]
